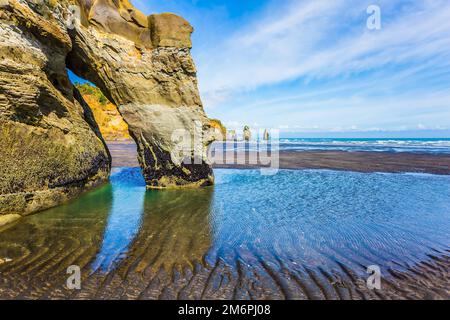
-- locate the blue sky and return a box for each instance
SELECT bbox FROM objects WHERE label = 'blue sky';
[73,0,450,137]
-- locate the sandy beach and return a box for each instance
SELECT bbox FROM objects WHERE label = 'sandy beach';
[1,142,449,300]
[107,141,450,175]
[1,167,449,300]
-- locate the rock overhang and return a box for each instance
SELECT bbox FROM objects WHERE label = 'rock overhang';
[75,0,193,48]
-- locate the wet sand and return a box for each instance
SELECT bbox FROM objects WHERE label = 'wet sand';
[0,142,449,300]
[215,150,450,175]
[0,205,449,300]
[1,249,449,300]
[107,141,450,174]
[1,178,449,300]
[107,141,140,168]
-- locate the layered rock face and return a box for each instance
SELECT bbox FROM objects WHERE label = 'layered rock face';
[0,0,110,223]
[67,0,216,188]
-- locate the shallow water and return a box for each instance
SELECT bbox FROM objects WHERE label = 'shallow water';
[0,168,449,299]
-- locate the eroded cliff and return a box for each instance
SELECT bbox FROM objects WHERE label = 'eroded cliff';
[67,0,216,188]
[0,0,216,225]
[0,0,110,225]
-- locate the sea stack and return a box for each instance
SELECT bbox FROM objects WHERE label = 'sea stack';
[243,125,252,141]
[263,129,270,140]
[227,130,237,141]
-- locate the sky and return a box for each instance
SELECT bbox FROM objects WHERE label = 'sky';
[73,0,450,137]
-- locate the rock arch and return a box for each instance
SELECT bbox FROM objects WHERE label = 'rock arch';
[67,0,215,189]
[0,0,215,222]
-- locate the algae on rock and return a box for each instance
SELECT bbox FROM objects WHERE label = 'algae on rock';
[0,0,111,217]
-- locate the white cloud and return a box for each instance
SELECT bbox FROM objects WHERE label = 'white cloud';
[198,0,450,97]
[132,0,450,133]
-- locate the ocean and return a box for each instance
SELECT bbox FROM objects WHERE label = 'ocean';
[214,138,450,154]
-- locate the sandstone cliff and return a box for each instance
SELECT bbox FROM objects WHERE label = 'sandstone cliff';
[76,83,130,141]
[209,119,227,141]
[0,0,217,225]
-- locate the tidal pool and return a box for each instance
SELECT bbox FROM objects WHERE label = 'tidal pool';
[0,168,449,299]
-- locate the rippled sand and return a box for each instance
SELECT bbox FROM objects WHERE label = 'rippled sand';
[0,168,449,299]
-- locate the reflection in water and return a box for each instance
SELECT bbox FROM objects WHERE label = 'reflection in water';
[210,170,450,275]
[0,183,113,286]
[91,168,146,273]
[116,187,213,275]
[91,166,214,275]
[0,168,449,299]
